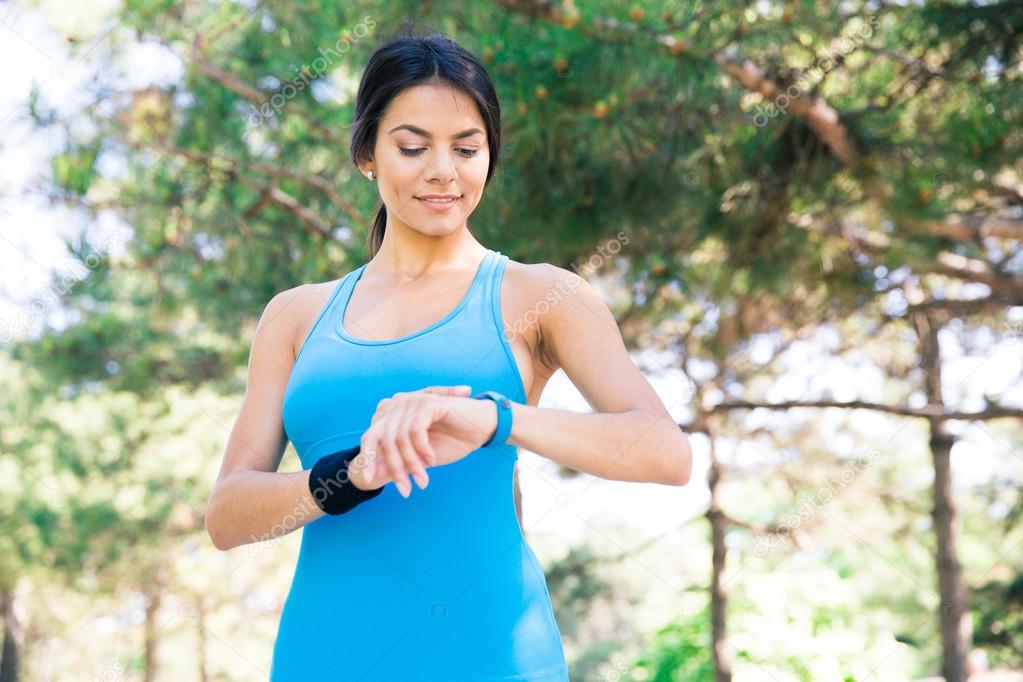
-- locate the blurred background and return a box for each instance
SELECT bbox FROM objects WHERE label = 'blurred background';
[1,0,1022,680]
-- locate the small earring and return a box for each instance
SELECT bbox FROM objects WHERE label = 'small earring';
[367,170,375,181]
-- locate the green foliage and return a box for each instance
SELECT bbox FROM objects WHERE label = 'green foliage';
[51,141,100,196]
[629,604,715,682]
[7,0,1023,678]
[972,573,1023,669]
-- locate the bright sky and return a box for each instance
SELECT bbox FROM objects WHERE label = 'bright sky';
[2,3,1020,555]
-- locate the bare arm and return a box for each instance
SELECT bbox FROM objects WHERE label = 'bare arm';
[204,286,376,551]
[512,264,693,485]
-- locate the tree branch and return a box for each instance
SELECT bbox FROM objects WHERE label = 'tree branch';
[710,398,1023,421]
[112,125,364,234]
[188,34,268,103]
[263,185,331,237]
[932,251,1023,300]
[911,213,1023,242]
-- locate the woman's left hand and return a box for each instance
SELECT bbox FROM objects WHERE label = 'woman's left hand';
[356,385,499,497]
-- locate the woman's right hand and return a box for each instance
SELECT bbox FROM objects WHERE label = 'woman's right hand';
[349,385,476,496]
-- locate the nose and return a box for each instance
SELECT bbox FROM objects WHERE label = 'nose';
[427,149,457,183]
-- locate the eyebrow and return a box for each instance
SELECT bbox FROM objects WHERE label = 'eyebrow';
[388,124,484,140]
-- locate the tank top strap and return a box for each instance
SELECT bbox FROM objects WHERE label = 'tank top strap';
[293,272,351,360]
[334,263,365,316]
[485,249,510,317]
[459,248,505,325]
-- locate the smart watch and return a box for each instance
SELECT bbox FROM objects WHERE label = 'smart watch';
[470,390,514,447]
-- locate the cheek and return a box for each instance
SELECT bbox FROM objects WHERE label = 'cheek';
[384,155,420,180]
[379,165,421,203]
[462,155,489,184]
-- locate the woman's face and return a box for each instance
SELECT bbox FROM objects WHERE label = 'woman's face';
[363,82,490,238]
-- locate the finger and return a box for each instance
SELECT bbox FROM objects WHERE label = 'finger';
[395,428,429,490]
[358,433,384,487]
[378,421,412,498]
[422,385,472,396]
[392,398,431,488]
[370,395,395,425]
[409,411,438,467]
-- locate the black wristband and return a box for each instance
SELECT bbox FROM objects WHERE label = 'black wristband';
[308,444,384,515]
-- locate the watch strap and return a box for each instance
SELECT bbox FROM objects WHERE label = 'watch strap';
[470,390,514,447]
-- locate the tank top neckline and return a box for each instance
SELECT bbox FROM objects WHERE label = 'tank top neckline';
[335,248,496,346]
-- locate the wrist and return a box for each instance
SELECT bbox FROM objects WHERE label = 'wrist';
[346,452,374,490]
[308,444,384,515]
[480,399,499,444]
[470,390,514,447]
[506,400,522,447]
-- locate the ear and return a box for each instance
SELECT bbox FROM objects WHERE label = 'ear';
[355,154,375,178]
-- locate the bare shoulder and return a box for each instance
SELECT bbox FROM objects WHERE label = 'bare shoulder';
[502,257,548,289]
[500,258,596,372]
[502,258,581,289]
[502,258,598,312]
[501,258,565,318]
[259,279,344,361]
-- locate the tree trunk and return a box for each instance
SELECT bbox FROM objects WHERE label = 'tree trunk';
[914,310,970,682]
[196,596,208,682]
[707,423,733,682]
[931,424,970,682]
[142,583,162,682]
[0,587,22,682]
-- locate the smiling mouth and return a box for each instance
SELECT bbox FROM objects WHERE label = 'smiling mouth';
[416,196,461,204]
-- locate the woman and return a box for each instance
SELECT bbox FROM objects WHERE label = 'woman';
[205,31,693,681]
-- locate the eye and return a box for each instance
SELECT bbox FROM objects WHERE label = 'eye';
[398,147,480,158]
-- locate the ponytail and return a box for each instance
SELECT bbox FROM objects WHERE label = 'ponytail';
[369,204,386,257]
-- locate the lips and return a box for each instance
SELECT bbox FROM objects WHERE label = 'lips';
[416,194,461,203]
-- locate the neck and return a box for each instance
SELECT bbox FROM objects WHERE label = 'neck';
[372,225,487,280]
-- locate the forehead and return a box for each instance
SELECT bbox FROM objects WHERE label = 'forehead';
[381,83,485,132]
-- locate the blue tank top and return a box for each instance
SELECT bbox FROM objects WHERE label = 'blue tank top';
[271,248,570,681]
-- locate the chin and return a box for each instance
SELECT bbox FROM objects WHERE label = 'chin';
[409,221,463,236]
